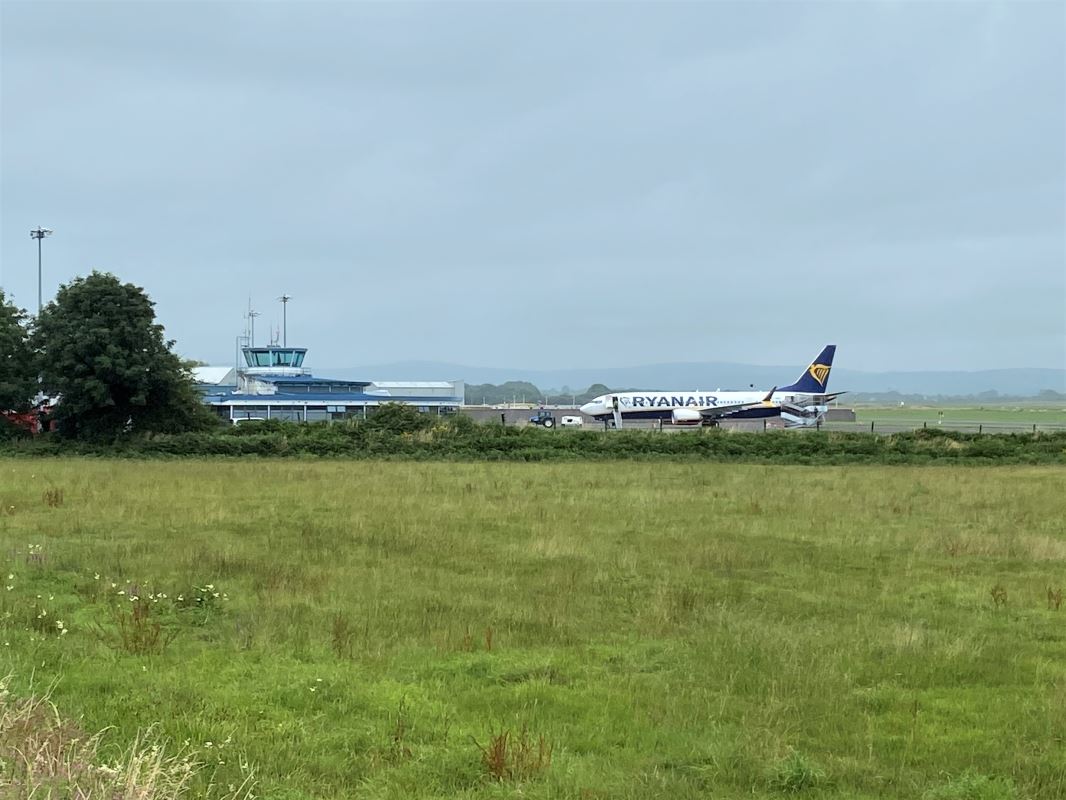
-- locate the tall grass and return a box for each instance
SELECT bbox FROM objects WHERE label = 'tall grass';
[0,676,256,798]
[0,459,1064,798]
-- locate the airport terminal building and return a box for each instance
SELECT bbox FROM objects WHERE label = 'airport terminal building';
[195,346,463,423]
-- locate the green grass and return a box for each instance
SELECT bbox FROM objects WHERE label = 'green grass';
[852,405,1066,425]
[1,459,1065,798]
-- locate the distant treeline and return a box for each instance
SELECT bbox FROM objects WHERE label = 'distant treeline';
[465,381,619,406]
[3,405,1063,464]
[846,389,1065,405]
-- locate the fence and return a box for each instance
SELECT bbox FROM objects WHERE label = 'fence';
[820,420,1066,435]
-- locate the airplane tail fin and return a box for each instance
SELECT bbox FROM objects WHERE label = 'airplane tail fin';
[778,345,836,394]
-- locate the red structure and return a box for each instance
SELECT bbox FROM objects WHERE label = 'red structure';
[1,403,54,435]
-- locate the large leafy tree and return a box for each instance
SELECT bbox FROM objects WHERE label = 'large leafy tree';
[0,290,36,412]
[32,271,214,439]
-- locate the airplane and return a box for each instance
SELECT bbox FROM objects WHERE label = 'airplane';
[579,345,842,429]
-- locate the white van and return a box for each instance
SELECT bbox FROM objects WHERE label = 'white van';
[560,416,584,427]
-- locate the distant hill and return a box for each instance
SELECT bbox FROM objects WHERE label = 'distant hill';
[320,360,1065,398]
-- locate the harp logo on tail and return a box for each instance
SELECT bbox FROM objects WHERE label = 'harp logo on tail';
[808,364,831,386]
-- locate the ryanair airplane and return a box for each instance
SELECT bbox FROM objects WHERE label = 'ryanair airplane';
[579,345,841,428]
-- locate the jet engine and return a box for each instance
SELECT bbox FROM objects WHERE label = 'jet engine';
[671,408,703,425]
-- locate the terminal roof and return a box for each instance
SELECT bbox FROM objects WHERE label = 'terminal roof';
[258,375,372,387]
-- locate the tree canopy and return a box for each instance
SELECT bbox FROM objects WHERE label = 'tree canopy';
[32,272,214,439]
[0,290,36,412]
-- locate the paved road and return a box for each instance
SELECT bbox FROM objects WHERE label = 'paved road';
[461,407,1066,434]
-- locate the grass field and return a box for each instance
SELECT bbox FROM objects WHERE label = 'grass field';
[1,459,1065,798]
[822,405,1066,436]
[851,405,1066,425]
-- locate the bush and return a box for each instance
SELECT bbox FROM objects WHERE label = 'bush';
[364,403,436,435]
[2,423,1064,464]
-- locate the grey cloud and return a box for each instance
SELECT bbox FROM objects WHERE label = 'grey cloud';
[1,0,1062,373]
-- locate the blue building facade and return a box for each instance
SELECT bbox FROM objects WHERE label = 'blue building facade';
[198,346,463,423]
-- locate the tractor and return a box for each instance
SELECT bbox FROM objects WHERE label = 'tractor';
[528,410,556,429]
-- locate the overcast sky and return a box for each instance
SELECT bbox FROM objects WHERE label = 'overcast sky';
[2,0,1063,373]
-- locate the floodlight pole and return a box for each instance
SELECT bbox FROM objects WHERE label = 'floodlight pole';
[30,227,53,315]
[278,294,292,346]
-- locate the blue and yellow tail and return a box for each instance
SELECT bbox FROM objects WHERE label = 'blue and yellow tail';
[778,345,836,394]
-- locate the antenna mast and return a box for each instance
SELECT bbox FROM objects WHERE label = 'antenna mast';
[278,294,292,347]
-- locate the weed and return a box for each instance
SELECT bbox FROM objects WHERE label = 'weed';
[42,487,64,507]
[100,598,177,655]
[767,750,826,793]
[28,598,57,635]
[662,584,701,623]
[330,612,354,659]
[1047,587,1062,610]
[388,697,412,762]
[234,613,257,650]
[173,583,226,625]
[474,726,553,782]
[25,543,45,567]
[990,585,1008,608]
[484,626,494,651]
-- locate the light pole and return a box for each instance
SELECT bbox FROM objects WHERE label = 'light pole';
[278,294,292,346]
[30,227,53,315]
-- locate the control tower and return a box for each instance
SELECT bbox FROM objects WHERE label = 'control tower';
[240,346,309,377]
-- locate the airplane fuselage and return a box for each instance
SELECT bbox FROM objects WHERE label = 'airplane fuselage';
[578,346,839,427]
[581,390,820,421]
